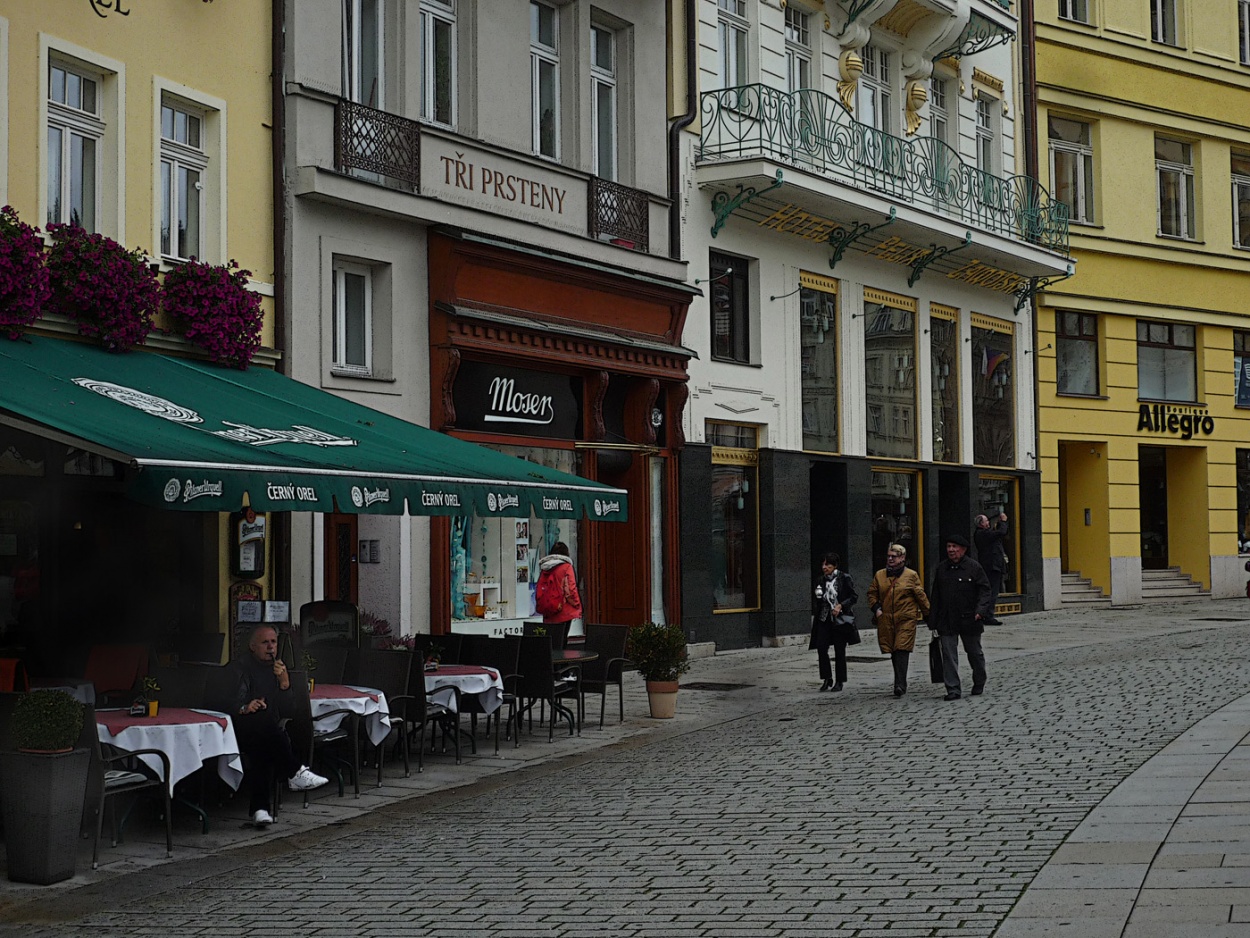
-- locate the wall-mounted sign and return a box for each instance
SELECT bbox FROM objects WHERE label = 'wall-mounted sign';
[1137,403,1215,440]
[454,361,582,439]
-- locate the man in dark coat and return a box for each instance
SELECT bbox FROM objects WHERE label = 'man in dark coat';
[928,534,992,701]
[973,512,1009,624]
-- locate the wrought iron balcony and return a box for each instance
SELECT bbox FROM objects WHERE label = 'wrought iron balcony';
[588,176,650,252]
[335,99,421,191]
[699,84,1069,254]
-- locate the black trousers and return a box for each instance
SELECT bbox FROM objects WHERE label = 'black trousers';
[986,569,1003,619]
[233,714,300,813]
[890,650,910,692]
[816,640,848,684]
[940,632,987,695]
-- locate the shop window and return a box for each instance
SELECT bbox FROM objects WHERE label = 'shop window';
[1059,0,1089,23]
[591,24,616,180]
[531,1,560,160]
[332,261,373,376]
[871,469,921,579]
[1233,153,1250,249]
[420,0,455,127]
[343,0,384,108]
[1136,320,1195,403]
[1238,449,1250,554]
[799,273,839,453]
[930,307,959,462]
[971,316,1014,467]
[1235,331,1250,407]
[1056,311,1099,396]
[1150,0,1178,45]
[716,0,748,88]
[863,289,917,459]
[708,422,759,612]
[450,445,581,625]
[1049,116,1094,225]
[709,251,751,364]
[977,476,1018,594]
[1156,137,1195,239]
[784,6,811,94]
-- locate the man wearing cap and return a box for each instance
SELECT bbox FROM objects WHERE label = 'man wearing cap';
[928,534,992,701]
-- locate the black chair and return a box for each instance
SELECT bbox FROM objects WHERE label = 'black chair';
[298,600,360,648]
[523,620,571,650]
[175,632,225,665]
[301,644,351,685]
[579,624,633,728]
[402,656,461,770]
[460,636,521,754]
[515,635,578,742]
[150,662,220,709]
[285,669,359,805]
[415,633,462,667]
[86,703,173,870]
[453,633,486,666]
[346,649,414,785]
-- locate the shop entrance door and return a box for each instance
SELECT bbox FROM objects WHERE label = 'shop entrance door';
[597,454,649,626]
[323,513,359,603]
[1139,447,1169,570]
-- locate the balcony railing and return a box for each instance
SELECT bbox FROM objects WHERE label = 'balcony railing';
[700,85,1069,254]
[588,176,650,251]
[335,99,421,191]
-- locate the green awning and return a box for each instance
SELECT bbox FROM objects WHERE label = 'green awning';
[0,335,627,520]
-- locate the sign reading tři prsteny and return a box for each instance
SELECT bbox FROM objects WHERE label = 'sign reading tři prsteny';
[453,361,582,440]
[1137,403,1215,440]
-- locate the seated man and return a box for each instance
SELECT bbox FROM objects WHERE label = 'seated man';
[221,625,328,826]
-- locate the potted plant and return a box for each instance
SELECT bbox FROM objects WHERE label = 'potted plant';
[134,676,161,717]
[0,205,50,339]
[625,622,690,719]
[424,642,444,671]
[360,610,393,649]
[0,689,90,884]
[301,651,318,694]
[161,258,264,368]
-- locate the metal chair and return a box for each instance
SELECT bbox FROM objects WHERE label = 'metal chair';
[285,669,360,804]
[402,656,461,769]
[459,636,521,754]
[515,635,578,741]
[579,624,633,727]
[346,649,414,785]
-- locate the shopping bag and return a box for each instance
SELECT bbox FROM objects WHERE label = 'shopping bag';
[928,636,943,683]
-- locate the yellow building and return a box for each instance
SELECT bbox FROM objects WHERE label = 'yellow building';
[1035,0,1250,606]
[0,1,275,654]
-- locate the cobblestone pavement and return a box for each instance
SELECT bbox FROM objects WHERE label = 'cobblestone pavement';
[6,602,1250,937]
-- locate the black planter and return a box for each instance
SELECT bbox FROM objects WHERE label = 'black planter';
[0,749,90,884]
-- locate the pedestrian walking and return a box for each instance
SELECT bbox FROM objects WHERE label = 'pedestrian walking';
[867,543,930,698]
[973,512,1009,624]
[928,534,992,701]
[808,552,858,692]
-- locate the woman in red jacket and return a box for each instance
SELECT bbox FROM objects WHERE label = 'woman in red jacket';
[534,541,582,645]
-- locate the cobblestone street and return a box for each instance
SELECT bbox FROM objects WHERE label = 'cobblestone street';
[6,604,1250,937]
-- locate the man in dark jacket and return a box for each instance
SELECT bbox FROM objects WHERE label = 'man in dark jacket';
[973,512,1009,624]
[928,534,992,701]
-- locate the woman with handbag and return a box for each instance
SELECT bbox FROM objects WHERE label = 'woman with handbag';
[808,552,858,692]
[867,543,931,698]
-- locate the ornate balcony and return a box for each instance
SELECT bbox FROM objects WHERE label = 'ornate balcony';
[588,177,650,252]
[335,99,421,191]
[699,84,1068,254]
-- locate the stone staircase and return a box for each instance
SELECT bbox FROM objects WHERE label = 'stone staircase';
[1140,566,1210,601]
[1061,572,1111,607]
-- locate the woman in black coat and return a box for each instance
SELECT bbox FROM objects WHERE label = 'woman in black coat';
[808,552,859,692]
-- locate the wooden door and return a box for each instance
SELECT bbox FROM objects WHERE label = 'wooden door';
[323,513,358,603]
[595,454,649,626]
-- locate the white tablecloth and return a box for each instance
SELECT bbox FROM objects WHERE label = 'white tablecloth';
[311,684,391,746]
[95,708,242,795]
[424,665,504,715]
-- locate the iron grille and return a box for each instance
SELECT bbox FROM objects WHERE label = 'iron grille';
[588,176,649,251]
[334,98,421,191]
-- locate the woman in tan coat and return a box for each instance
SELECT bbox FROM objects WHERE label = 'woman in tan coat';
[867,543,931,697]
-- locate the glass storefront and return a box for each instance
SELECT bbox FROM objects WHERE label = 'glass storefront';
[930,311,960,462]
[709,422,759,612]
[800,279,839,452]
[1238,448,1250,555]
[870,468,921,577]
[971,319,1014,466]
[864,294,917,459]
[977,475,1018,593]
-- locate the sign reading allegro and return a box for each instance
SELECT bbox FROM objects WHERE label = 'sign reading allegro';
[454,361,582,440]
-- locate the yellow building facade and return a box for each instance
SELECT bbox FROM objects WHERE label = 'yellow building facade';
[1035,0,1250,606]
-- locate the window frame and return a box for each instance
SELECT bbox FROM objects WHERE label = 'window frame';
[799,275,840,453]
[858,44,892,134]
[530,0,560,160]
[343,0,385,108]
[419,0,456,127]
[1241,0,1250,65]
[1234,331,1250,408]
[717,0,749,89]
[709,251,752,365]
[1150,0,1178,45]
[1155,137,1195,240]
[929,76,951,146]
[1136,319,1196,404]
[158,97,208,262]
[708,420,761,614]
[46,59,104,232]
[1233,153,1250,250]
[1058,0,1089,22]
[1048,116,1095,225]
[784,6,811,94]
[1055,311,1100,397]
[591,23,616,180]
[332,260,375,377]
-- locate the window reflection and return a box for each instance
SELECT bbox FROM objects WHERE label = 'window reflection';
[971,324,1014,466]
[871,469,920,578]
[930,315,959,462]
[864,301,917,459]
[800,285,838,452]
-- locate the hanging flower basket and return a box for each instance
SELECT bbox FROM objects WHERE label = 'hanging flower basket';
[0,206,51,340]
[46,224,159,351]
[162,258,263,368]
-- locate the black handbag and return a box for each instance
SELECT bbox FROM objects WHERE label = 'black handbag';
[841,618,861,644]
[928,636,943,683]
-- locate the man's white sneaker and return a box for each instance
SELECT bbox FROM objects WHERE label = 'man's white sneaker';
[251,809,274,827]
[288,765,329,792]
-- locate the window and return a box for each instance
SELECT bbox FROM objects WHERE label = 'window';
[863,291,917,459]
[978,477,1018,594]
[591,24,616,180]
[972,319,1014,467]
[420,0,455,126]
[871,469,921,579]
[799,275,839,452]
[1150,0,1177,45]
[1137,320,1195,402]
[1056,312,1099,396]
[858,45,891,134]
[531,1,559,159]
[159,99,206,261]
[930,309,959,462]
[976,94,996,175]
[1155,137,1194,239]
[1049,116,1094,224]
[708,422,760,612]
[47,60,103,230]
[1059,0,1089,22]
[717,0,748,88]
[1235,331,1250,407]
[710,251,750,364]
[929,77,951,145]
[1233,153,1250,248]
[785,7,811,93]
[1238,449,1250,553]
[333,261,373,375]
[343,0,383,107]
[1241,0,1250,65]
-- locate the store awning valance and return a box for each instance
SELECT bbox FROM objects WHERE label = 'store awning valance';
[0,336,627,520]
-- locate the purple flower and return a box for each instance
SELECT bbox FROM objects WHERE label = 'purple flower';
[162,259,263,368]
[0,206,51,340]
[46,224,159,351]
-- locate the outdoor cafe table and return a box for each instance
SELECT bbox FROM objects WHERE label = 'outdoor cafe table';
[424,664,504,715]
[310,684,390,746]
[95,707,243,795]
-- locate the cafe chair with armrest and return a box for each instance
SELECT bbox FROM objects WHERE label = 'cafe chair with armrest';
[84,703,173,870]
[84,643,151,707]
[579,624,632,728]
[452,633,485,666]
[515,635,578,742]
[523,620,571,651]
[460,636,520,754]
[345,649,413,785]
[401,655,461,770]
[285,669,360,805]
[414,633,462,667]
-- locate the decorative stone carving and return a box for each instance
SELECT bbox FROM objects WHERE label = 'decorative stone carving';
[904,80,928,135]
[837,49,864,113]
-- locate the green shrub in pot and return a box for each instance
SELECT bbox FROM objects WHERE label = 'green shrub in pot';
[625,621,690,683]
[12,689,84,751]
